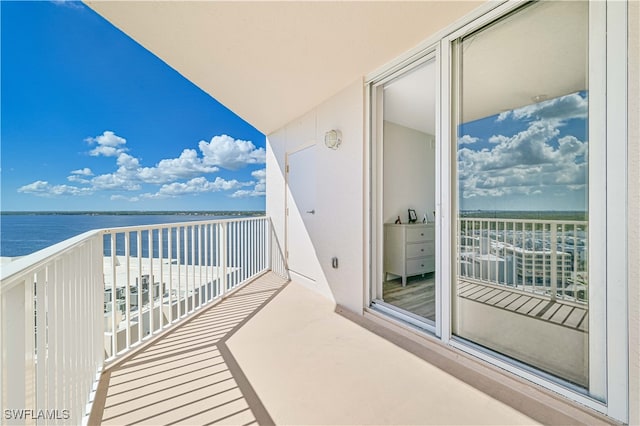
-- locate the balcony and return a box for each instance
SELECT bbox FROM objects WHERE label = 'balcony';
[1,216,604,425]
[90,270,548,426]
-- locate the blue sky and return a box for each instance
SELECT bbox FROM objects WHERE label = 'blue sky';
[458,91,588,212]
[1,1,266,212]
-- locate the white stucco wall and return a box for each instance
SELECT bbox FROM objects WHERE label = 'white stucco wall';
[266,80,365,313]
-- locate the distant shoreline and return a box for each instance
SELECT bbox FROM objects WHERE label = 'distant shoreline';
[0,210,265,216]
[459,210,587,221]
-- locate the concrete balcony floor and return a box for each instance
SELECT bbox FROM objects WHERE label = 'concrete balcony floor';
[91,271,538,425]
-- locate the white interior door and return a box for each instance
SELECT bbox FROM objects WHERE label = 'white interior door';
[286,144,317,281]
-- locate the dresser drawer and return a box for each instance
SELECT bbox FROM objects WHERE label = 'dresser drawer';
[406,242,434,258]
[406,226,433,243]
[406,257,435,275]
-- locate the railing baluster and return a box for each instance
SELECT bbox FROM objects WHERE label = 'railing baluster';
[268,218,273,272]
[550,224,558,301]
[204,224,210,303]
[148,229,155,335]
[35,269,46,415]
[137,231,143,343]
[110,233,117,357]
[190,225,196,310]
[236,222,240,287]
[125,232,131,349]
[158,228,165,330]
[222,222,228,297]
[184,226,189,314]
[168,227,174,324]
[62,254,71,419]
[196,225,201,307]
[242,221,247,283]
[51,259,61,415]
[176,226,182,320]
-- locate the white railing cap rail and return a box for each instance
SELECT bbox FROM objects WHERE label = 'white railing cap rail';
[99,215,267,234]
[0,229,102,289]
[1,215,271,290]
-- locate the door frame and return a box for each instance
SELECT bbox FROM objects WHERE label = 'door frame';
[368,48,439,334]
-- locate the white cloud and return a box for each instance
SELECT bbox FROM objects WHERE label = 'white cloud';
[67,167,94,183]
[50,0,84,9]
[18,180,93,197]
[111,195,140,202]
[137,149,219,184]
[91,172,141,191]
[88,153,141,191]
[232,168,266,198]
[87,148,222,191]
[117,153,140,170]
[140,177,252,198]
[488,135,509,144]
[199,135,266,170]
[458,119,587,200]
[71,167,93,176]
[67,175,90,184]
[496,111,511,122]
[251,168,266,181]
[18,181,50,193]
[510,92,588,124]
[85,131,128,157]
[19,131,267,200]
[458,135,479,145]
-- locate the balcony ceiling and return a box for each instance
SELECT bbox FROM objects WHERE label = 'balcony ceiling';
[85,1,481,135]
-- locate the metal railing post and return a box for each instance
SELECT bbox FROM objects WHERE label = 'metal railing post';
[111,233,117,356]
[221,222,228,298]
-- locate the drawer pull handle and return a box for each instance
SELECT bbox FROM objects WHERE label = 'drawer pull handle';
[420,233,424,236]
[421,248,424,252]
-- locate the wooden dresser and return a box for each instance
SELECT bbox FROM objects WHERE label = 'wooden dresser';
[384,223,435,286]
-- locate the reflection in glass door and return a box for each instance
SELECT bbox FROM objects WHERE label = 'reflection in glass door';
[372,57,437,325]
[451,1,605,398]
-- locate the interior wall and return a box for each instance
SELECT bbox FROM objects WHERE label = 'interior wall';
[266,79,365,313]
[382,121,435,224]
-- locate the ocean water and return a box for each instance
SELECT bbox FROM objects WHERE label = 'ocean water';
[0,212,259,257]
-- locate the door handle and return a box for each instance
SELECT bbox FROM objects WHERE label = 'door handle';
[306,209,315,214]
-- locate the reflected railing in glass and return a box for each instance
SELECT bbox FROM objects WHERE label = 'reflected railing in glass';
[458,217,588,304]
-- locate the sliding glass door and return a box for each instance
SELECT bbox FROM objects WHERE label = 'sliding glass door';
[371,56,438,328]
[450,0,605,399]
[369,0,628,419]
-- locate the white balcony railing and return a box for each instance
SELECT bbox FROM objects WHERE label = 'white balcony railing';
[0,216,287,425]
[458,217,588,303]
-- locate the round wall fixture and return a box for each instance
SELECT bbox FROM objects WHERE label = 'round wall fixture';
[324,129,342,150]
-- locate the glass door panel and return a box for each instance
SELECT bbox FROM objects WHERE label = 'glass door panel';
[374,58,438,325]
[451,1,604,397]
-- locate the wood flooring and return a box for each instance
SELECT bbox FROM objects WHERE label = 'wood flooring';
[383,273,435,321]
